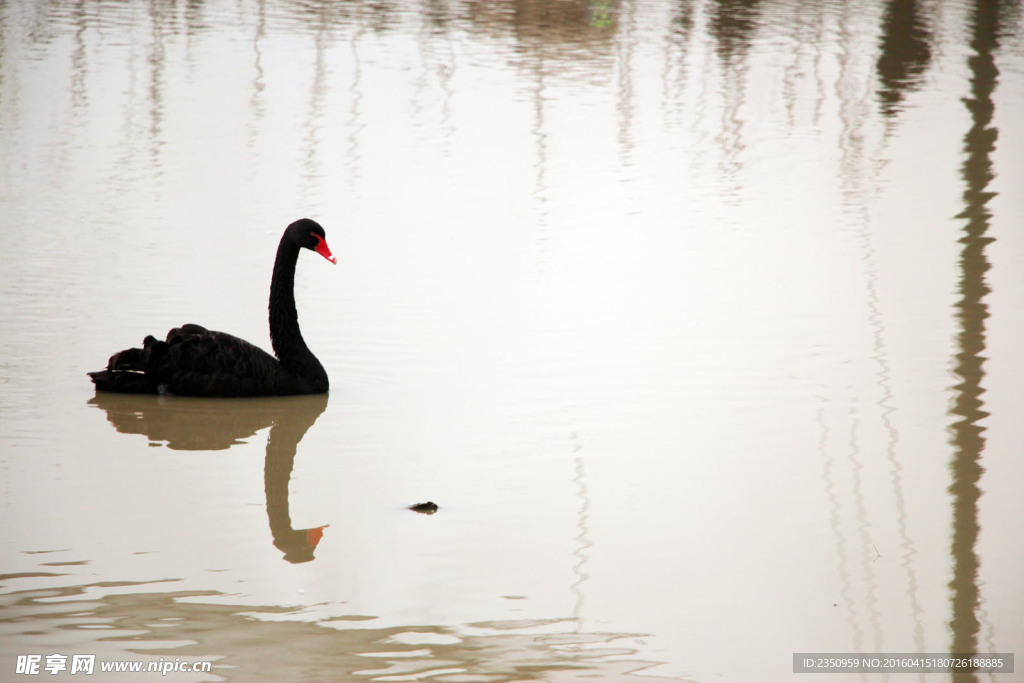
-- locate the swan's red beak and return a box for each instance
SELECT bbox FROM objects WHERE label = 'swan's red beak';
[313,235,337,264]
[306,525,329,546]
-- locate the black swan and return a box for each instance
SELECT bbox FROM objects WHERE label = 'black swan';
[88,218,336,397]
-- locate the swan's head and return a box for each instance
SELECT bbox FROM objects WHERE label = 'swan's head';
[288,218,337,264]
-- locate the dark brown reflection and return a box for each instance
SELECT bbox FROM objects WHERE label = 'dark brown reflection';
[708,0,761,65]
[88,393,329,563]
[0,579,680,682]
[670,0,696,39]
[706,0,760,194]
[468,0,619,62]
[948,1,1005,678]
[875,0,933,118]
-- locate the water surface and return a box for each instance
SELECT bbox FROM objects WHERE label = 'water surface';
[2,0,1023,681]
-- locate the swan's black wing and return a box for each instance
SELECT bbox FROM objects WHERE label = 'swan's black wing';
[89,324,302,397]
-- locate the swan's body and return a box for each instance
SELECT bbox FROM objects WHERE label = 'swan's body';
[88,219,335,397]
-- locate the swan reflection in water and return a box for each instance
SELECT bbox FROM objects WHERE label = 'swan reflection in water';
[88,392,329,563]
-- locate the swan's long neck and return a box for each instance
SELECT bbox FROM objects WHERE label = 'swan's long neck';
[269,238,326,385]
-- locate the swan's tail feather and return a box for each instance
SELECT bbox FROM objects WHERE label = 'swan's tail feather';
[107,347,145,372]
[87,369,160,393]
[88,340,162,393]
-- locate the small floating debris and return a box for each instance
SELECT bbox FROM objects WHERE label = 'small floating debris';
[409,501,439,515]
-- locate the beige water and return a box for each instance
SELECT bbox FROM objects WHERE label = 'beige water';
[2,0,1023,681]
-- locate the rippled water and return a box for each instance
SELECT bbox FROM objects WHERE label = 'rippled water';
[2,0,1023,681]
